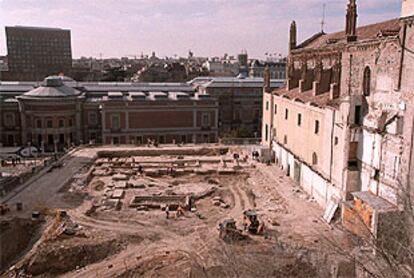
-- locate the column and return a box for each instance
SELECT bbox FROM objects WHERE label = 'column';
[19,101,27,144]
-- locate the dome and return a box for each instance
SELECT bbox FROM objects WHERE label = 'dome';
[21,76,81,98]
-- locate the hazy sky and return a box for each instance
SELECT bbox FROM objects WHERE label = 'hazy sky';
[0,0,402,59]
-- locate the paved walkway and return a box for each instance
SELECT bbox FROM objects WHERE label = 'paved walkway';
[3,148,96,213]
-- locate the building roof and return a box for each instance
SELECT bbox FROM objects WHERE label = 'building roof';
[102,91,213,103]
[272,86,341,109]
[107,91,123,98]
[129,92,146,98]
[170,92,191,100]
[0,84,36,93]
[193,77,284,89]
[21,76,81,98]
[0,79,196,99]
[351,191,396,212]
[6,26,70,32]
[297,18,400,50]
[82,83,194,93]
[149,91,168,100]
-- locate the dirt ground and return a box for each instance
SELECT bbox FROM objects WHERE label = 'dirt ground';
[0,145,357,277]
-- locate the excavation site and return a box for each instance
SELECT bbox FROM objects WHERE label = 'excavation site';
[1,146,357,277]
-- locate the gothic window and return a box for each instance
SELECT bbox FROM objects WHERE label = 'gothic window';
[363,67,371,97]
[283,135,288,145]
[285,109,289,120]
[297,113,302,126]
[314,120,320,134]
[312,152,318,165]
[354,105,362,125]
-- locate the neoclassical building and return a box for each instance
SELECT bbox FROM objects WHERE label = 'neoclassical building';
[16,77,84,151]
[0,76,219,150]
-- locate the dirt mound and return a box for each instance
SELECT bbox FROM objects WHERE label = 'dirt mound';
[116,250,203,278]
[23,236,127,276]
[116,245,324,278]
[192,240,333,278]
[0,218,43,272]
[271,257,318,277]
[91,179,105,191]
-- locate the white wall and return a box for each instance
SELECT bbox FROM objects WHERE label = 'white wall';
[274,142,341,208]
[358,130,381,169]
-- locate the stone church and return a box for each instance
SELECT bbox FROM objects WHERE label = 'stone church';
[262,0,414,243]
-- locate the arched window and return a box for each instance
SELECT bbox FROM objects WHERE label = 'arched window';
[363,67,371,96]
[312,152,318,165]
[283,135,288,145]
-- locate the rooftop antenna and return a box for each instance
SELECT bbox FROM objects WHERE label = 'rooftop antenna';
[320,3,326,33]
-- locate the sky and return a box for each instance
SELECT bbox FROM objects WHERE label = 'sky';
[0,0,402,59]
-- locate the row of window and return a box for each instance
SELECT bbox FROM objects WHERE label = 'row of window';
[34,118,73,129]
[22,133,75,147]
[109,113,212,130]
[275,132,319,166]
[29,113,98,129]
[271,103,320,134]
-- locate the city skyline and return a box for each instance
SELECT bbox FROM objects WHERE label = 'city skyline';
[0,0,401,59]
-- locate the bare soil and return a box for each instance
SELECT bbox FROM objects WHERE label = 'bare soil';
[0,218,43,271]
[1,146,356,277]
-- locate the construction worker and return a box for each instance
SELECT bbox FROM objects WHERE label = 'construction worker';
[165,205,170,219]
[176,205,184,218]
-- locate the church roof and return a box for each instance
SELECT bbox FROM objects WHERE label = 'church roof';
[271,86,342,109]
[297,18,400,50]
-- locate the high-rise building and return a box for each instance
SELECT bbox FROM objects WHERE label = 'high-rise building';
[5,26,72,81]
